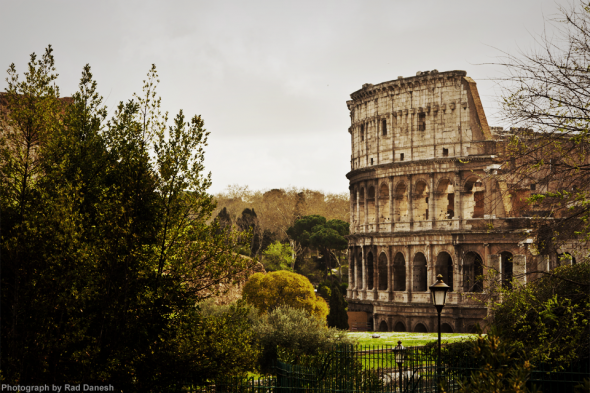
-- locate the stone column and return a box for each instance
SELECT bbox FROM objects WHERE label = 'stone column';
[356,188,360,230]
[348,247,353,296]
[361,246,366,291]
[513,254,526,285]
[454,171,462,228]
[389,177,394,231]
[375,180,380,232]
[406,245,413,297]
[408,175,414,230]
[364,183,369,231]
[350,188,354,231]
[429,174,435,224]
[388,245,393,300]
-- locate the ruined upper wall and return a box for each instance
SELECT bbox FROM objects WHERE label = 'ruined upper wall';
[347,70,492,171]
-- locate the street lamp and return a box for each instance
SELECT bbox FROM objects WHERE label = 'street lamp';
[393,340,405,391]
[430,274,450,392]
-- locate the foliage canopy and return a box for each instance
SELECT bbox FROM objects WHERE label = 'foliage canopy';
[0,47,254,389]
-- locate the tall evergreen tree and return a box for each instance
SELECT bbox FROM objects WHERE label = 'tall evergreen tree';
[326,283,349,330]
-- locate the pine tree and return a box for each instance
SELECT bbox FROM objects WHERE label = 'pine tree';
[327,283,349,329]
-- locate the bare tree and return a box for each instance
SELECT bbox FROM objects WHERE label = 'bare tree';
[496,1,590,254]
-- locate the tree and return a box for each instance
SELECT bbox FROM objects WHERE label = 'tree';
[0,48,255,389]
[287,215,349,280]
[242,271,329,320]
[326,284,349,330]
[497,1,590,252]
[491,263,590,369]
[262,241,294,272]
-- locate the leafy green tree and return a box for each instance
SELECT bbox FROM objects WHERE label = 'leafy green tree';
[0,48,254,390]
[327,284,349,330]
[242,271,329,320]
[287,215,349,280]
[262,241,294,271]
[491,262,590,369]
[253,306,355,374]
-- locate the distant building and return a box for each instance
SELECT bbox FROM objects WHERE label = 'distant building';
[344,70,583,333]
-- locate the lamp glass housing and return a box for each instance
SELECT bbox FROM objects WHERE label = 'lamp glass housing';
[429,274,450,308]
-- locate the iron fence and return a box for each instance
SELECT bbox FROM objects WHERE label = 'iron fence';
[178,344,589,393]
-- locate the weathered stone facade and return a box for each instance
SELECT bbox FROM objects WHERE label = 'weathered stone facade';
[344,70,566,333]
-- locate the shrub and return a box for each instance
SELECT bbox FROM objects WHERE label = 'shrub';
[243,271,329,320]
[253,306,355,373]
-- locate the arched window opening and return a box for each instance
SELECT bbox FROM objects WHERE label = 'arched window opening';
[436,179,455,220]
[436,252,454,291]
[464,177,485,219]
[393,252,406,291]
[360,125,365,141]
[382,119,387,136]
[359,188,365,224]
[379,183,390,223]
[378,253,388,290]
[379,320,388,332]
[394,322,406,332]
[367,187,376,224]
[441,323,454,333]
[414,323,428,333]
[501,251,513,289]
[463,252,484,292]
[395,183,408,221]
[367,252,374,290]
[413,253,427,292]
[414,181,429,220]
[558,252,576,265]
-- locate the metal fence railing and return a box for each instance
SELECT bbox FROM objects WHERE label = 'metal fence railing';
[177,344,590,393]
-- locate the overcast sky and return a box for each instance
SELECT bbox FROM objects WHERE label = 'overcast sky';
[0,0,569,194]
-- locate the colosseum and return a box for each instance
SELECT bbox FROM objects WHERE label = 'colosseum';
[344,70,579,334]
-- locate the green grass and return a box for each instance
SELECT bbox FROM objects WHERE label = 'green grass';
[348,332,478,347]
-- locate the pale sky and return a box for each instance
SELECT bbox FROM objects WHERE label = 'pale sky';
[0,0,568,194]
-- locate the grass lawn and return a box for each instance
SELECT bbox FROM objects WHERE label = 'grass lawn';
[347,331,478,347]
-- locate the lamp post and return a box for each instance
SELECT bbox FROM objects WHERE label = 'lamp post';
[394,340,405,391]
[429,274,450,392]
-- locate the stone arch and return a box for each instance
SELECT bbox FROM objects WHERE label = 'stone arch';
[393,252,406,291]
[413,252,427,291]
[464,177,485,219]
[441,323,454,333]
[379,182,390,223]
[367,186,376,224]
[467,325,478,334]
[359,187,365,224]
[414,180,430,221]
[379,320,388,332]
[463,252,484,292]
[378,252,388,290]
[414,323,428,333]
[394,321,406,332]
[436,252,454,291]
[394,182,408,221]
[435,178,455,220]
[501,251,513,289]
[367,252,374,290]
